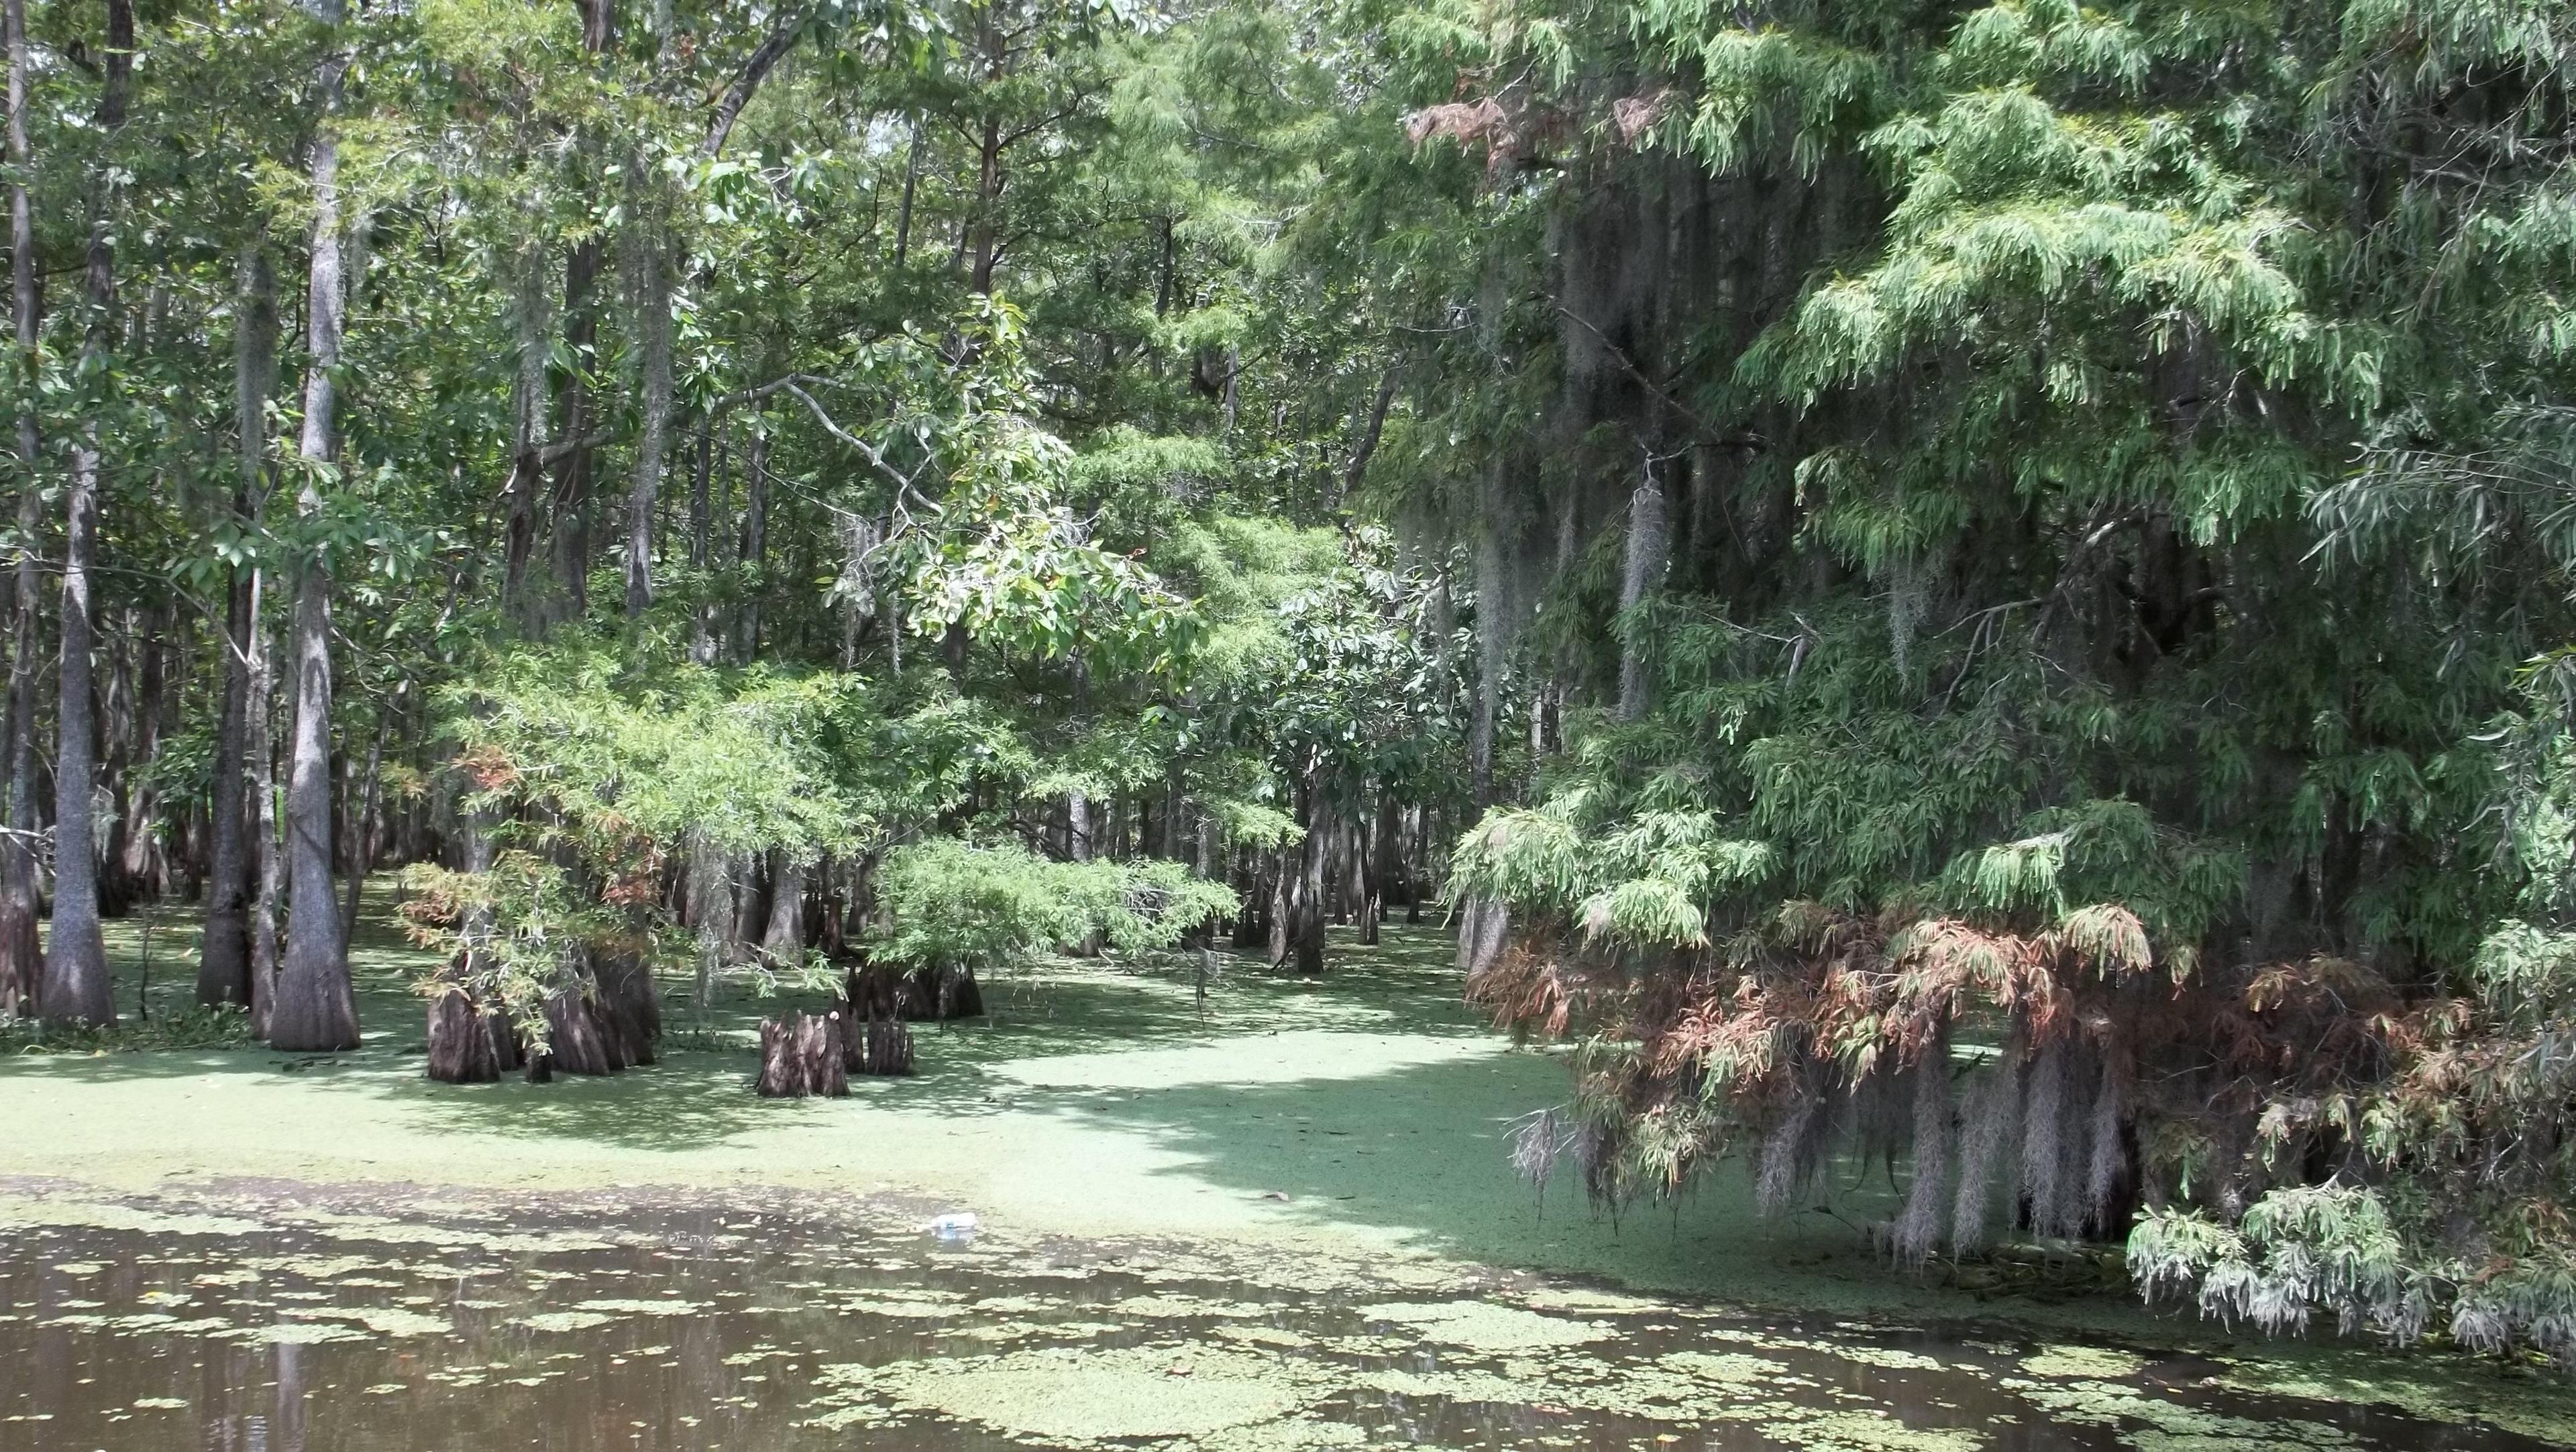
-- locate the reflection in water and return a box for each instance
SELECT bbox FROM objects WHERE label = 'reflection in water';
[0,1190,2561,1452]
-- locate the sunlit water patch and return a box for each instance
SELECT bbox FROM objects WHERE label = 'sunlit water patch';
[0,1186,2565,1452]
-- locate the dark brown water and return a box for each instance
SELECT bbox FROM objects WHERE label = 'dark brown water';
[0,1188,2562,1452]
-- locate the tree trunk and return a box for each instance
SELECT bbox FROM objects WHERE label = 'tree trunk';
[0,0,39,1017]
[735,425,769,661]
[969,115,1002,295]
[41,0,131,1027]
[760,849,803,964]
[547,0,613,624]
[109,601,170,908]
[1334,360,1399,511]
[1616,475,1670,721]
[757,1010,849,1097]
[338,716,382,939]
[1275,762,1326,976]
[729,847,764,959]
[1470,530,1503,807]
[1404,805,1424,924]
[248,595,280,1032]
[688,418,714,662]
[891,121,923,269]
[623,161,670,618]
[550,238,600,621]
[270,5,358,1051]
[45,430,109,1023]
[500,239,549,617]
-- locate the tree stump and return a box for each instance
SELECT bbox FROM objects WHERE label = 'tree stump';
[537,949,664,1078]
[426,967,527,1085]
[845,1015,914,1076]
[914,964,983,1020]
[486,1004,524,1073]
[426,986,498,1084]
[594,949,661,1067]
[844,957,904,1020]
[544,985,619,1076]
[757,1010,849,1096]
[846,958,981,1021]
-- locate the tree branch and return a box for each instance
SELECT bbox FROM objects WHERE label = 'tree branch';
[1556,307,1763,454]
[704,6,809,158]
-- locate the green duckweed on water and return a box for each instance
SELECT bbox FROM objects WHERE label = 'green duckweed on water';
[2021,1345,2152,1380]
[814,1343,1323,1442]
[6,915,2576,1449]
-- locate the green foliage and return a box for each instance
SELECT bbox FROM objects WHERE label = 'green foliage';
[26,0,2576,1374]
[2131,1186,2430,1345]
[400,852,651,1049]
[870,838,1238,974]
[0,1006,257,1056]
[447,645,884,864]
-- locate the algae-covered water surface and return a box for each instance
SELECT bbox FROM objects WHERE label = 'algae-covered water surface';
[0,1185,2562,1452]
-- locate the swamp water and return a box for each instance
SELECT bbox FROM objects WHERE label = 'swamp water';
[0,1187,2564,1452]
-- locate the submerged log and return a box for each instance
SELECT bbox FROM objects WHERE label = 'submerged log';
[756,1010,849,1096]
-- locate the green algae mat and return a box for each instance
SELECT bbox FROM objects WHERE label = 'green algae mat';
[5,1182,2574,1452]
[7,906,2576,1448]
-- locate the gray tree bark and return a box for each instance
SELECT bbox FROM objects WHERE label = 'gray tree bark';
[42,0,132,1027]
[499,238,549,617]
[270,1,358,1050]
[248,592,280,1033]
[734,426,767,661]
[338,715,382,939]
[760,849,804,964]
[0,0,40,1017]
[622,161,670,619]
[199,241,273,1008]
[546,0,614,624]
[1470,531,1504,808]
[1615,476,1670,721]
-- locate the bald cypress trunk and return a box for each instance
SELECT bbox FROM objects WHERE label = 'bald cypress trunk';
[46,435,107,1023]
[0,0,39,1017]
[547,0,614,624]
[199,242,272,1008]
[1615,476,1670,721]
[41,0,133,1027]
[247,596,280,1032]
[500,240,549,618]
[1470,531,1504,808]
[760,849,804,964]
[551,240,600,619]
[622,160,670,619]
[735,426,767,661]
[270,0,357,1051]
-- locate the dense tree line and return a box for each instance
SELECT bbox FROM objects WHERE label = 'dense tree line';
[1,0,2573,1365]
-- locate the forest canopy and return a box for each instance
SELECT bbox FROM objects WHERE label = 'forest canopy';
[0,0,2572,1369]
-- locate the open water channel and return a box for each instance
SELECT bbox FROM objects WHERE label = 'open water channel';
[1,1184,2567,1452]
